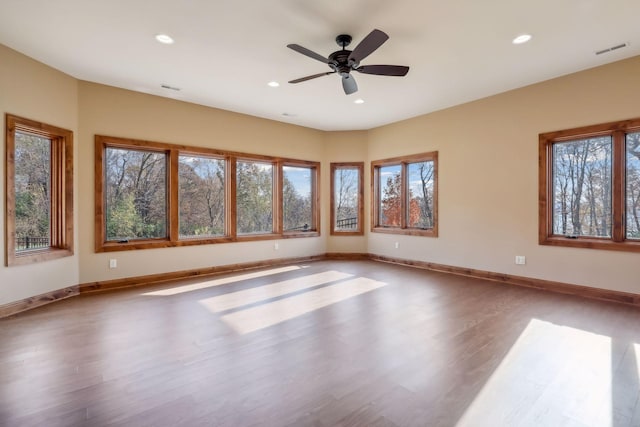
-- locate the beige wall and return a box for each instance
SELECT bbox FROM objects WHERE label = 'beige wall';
[77,82,327,284]
[367,56,640,293]
[2,41,639,306]
[0,45,79,305]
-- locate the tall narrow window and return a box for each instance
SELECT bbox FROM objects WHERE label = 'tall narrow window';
[330,162,364,235]
[5,114,73,266]
[372,152,438,237]
[236,160,274,235]
[539,118,640,251]
[378,164,402,227]
[104,147,167,241]
[178,155,225,238]
[283,165,316,232]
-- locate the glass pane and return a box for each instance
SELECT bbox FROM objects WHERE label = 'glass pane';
[627,132,640,239]
[105,147,167,241]
[333,167,360,231]
[378,164,402,227]
[178,155,225,238]
[283,166,313,232]
[236,161,273,234]
[14,132,51,252]
[407,161,435,229]
[552,136,612,237]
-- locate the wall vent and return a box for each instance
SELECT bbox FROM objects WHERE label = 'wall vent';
[595,43,628,55]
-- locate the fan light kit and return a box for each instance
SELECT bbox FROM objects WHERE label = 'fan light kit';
[354,99,365,104]
[287,29,409,95]
[155,34,174,44]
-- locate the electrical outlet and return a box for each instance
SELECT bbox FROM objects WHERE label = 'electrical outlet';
[395,242,399,249]
[515,256,526,265]
[109,259,117,269]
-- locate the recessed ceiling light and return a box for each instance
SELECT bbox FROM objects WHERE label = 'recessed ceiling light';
[512,34,532,45]
[267,81,280,87]
[354,98,365,104]
[155,34,174,44]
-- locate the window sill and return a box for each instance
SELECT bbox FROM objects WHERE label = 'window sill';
[371,227,437,237]
[540,236,640,252]
[8,247,74,266]
[96,232,321,252]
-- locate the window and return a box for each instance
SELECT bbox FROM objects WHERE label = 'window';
[236,160,274,235]
[371,152,438,237]
[330,162,364,235]
[105,146,167,241]
[539,118,640,251]
[179,154,225,238]
[283,164,317,233]
[95,135,319,251]
[5,114,73,266]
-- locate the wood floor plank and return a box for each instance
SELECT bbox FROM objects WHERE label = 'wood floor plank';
[2,259,640,426]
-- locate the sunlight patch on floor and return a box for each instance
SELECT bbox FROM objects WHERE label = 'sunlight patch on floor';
[456,319,612,427]
[198,270,353,313]
[217,277,386,335]
[141,266,304,296]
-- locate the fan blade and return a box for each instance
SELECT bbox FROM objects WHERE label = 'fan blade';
[348,29,389,64]
[356,65,409,76]
[342,74,358,95]
[289,71,336,84]
[287,44,329,64]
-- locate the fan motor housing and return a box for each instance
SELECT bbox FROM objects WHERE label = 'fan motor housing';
[329,50,354,74]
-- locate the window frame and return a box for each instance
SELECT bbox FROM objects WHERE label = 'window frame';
[539,117,640,252]
[371,151,438,237]
[330,162,364,236]
[5,114,74,266]
[95,135,320,252]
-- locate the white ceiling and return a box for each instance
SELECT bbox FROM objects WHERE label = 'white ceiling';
[1,0,639,131]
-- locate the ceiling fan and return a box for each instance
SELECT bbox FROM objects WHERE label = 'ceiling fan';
[287,29,409,95]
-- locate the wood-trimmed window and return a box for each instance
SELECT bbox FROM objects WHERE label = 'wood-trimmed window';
[5,114,74,266]
[371,152,438,237]
[539,117,640,252]
[95,135,320,252]
[330,162,364,235]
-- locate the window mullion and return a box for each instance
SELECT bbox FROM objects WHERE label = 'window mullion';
[169,149,179,242]
[400,163,408,229]
[275,160,283,235]
[229,157,237,238]
[612,131,625,242]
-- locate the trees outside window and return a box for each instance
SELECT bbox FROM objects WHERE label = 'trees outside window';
[539,118,640,251]
[283,165,314,232]
[372,152,438,237]
[105,147,167,241]
[179,155,225,238]
[626,132,640,240]
[330,163,363,235]
[5,114,73,266]
[236,161,274,235]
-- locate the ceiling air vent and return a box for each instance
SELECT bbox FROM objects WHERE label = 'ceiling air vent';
[595,43,628,55]
[161,84,181,91]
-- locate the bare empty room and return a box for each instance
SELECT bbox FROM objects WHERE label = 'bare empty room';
[1,1,640,426]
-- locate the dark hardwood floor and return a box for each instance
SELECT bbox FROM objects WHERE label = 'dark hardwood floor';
[2,259,640,427]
